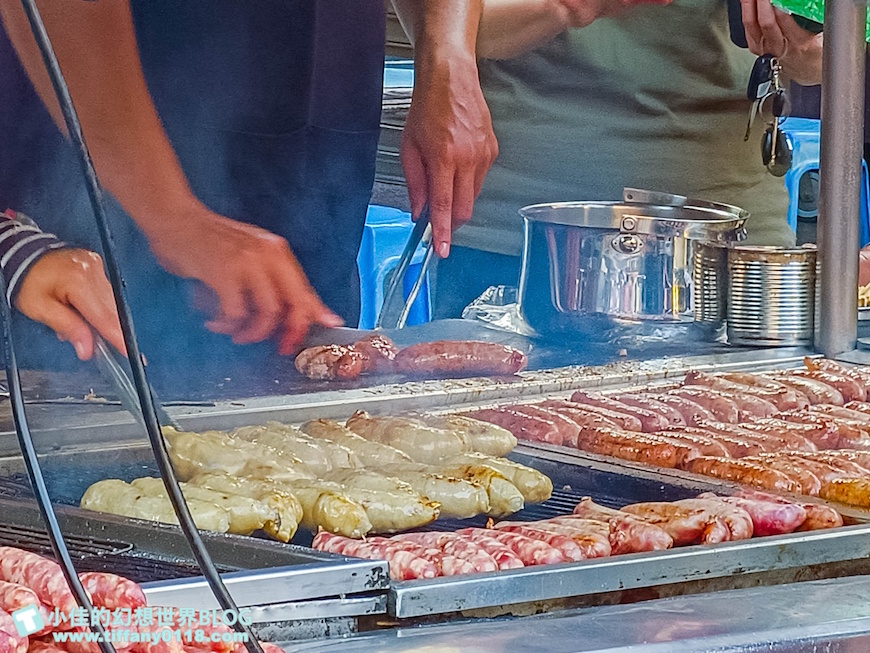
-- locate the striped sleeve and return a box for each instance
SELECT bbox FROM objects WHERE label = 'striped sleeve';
[0,210,67,303]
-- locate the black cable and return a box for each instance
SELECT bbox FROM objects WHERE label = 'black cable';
[0,275,117,653]
[19,4,264,652]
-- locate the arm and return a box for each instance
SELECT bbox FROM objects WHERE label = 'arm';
[0,0,341,352]
[0,211,125,360]
[741,0,823,86]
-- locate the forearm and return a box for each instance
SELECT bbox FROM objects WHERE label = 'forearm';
[392,0,571,60]
[0,0,209,241]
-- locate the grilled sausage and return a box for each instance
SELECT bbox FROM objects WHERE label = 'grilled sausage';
[820,478,870,507]
[443,452,554,503]
[645,394,716,426]
[232,423,341,475]
[313,531,439,580]
[569,391,669,432]
[695,492,806,536]
[0,582,51,636]
[572,497,674,553]
[453,529,525,569]
[682,457,802,493]
[300,419,413,466]
[393,532,500,573]
[673,498,754,540]
[650,431,730,458]
[510,518,612,558]
[393,341,528,376]
[790,370,867,403]
[804,357,870,394]
[769,413,842,449]
[844,401,870,418]
[790,451,870,476]
[737,419,819,452]
[763,373,845,405]
[679,428,768,458]
[753,452,858,487]
[460,407,563,445]
[666,387,741,423]
[734,489,843,531]
[719,373,811,409]
[813,449,870,469]
[740,456,823,495]
[610,394,686,427]
[294,345,366,380]
[683,371,805,412]
[507,405,583,447]
[577,428,697,468]
[420,414,518,457]
[538,400,641,432]
[694,420,811,454]
[352,334,399,373]
[429,462,525,516]
[456,528,565,565]
[620,501,731,545]
[491,523,587,561]
[271,480,372,538]
[346,411,468,463]
[78,573,146,610]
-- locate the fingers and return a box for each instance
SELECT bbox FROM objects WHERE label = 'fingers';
[452,168,476,232]
[229,271,283,345]
[67,277,126,357]
[401,139,429,221]
[860,250,870,286]
[204,281,248,335]
[428,161,457,258]
[740,0,764,53]
[742,0,786,56]
[40,300,98,361]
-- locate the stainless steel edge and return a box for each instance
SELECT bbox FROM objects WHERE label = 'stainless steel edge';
[389,524,870,618]
[141,561,389,610]
[245,595,386,623]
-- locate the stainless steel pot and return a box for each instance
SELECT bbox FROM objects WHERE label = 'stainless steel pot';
[517,198,747,337]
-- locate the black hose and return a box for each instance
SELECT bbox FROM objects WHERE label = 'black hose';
[0,274,116,653]
[18,3,264,652]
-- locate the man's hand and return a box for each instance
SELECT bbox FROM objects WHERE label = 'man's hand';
[741,0,823,86]
[14,249,126,361]
[147,209,343,354]
[402,51,498,258]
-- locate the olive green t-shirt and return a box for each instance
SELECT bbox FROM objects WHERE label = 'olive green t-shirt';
[456,0,794,256]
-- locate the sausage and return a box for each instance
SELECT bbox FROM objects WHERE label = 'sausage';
[382,540,476,577]
[346,411,468,464]
[300,419,413,467]
[695,492,806,536]
[814,449,870,470]
[522,518,613,558]
[572,497,673,553]
[491,523,587,561]
[455,528,565,565]
[352,334,398,373]
[650,431,730,458]
[683,371,804,412]
[820,478,870,508]
[428,462,525,517]
[274,480,372,538]
[0,548,81,613]
[769,413,842,449]
[735,489,844,531]
[575,427,689,468]
[719,373,811,410]
[294,345,365,381]
[0,582,51,636]
[673,498,754,540]
[740,456,823,495]
[460,407,563,446]
[844,401,870,419]
[752,452,856,488]
[443,452,554,503]
[790,370,866,403]
[0,610,26,653]
[645,394,716,426]
[538,400,641,432]
[620,501,731,545]
[790,451,870,476]
[695,421,811,454]
[609,394,686,427]
[682,457,802,494]
[679,428,769,458]
[453,530,525,569]
[506,405,582,447]
[804,357,870,394]
[569,392,669,432]
[809,404,870,422]
[313,531,439,580]
[372,464,491,519]
[737,419,819,452]
[420,415,517,457]
[393,533,499,573]
[78,573,146,610]
[393,341,528,376]
[762,373,845,406]
[666,387,740,423]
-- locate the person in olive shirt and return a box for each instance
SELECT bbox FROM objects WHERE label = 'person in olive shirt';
[398,0,824,318]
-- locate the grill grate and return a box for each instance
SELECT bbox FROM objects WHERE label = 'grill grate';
[72,554,237,583]
[0,522,133,559]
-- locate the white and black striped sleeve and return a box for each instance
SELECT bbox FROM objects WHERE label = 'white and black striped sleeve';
[0,211,67,303]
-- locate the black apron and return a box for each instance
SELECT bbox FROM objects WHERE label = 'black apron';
[0,1,384,380]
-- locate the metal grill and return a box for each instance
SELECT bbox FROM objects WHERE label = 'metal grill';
[0,522,132,559]
[72,554,237,583]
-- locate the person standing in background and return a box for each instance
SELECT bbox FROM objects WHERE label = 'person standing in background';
[395,0,824,318]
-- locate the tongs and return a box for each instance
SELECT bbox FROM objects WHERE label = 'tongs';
[92,336,180,430]
[375,205,436,329]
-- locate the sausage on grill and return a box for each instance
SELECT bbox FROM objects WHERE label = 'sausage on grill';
[610,394,686,427]
[393,341,528,376]
[695,492,806,536]
[461,407,563,445]
[682,457,802,494]
[683,371,805,412]
[572,497,674,553]
[763,373,845,406]
[569,392,669,432]
[645,394,716,426]
[666,387,741,423]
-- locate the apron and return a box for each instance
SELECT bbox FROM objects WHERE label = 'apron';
[0,1,384,378]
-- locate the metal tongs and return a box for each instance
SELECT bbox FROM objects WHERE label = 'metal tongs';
[375,206,436,329]
[92,336,180,430]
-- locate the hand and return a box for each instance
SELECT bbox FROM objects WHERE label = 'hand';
[146,208,343,354]
[741,0,823,85]
[402,51,498,258]
[14,249,126,361]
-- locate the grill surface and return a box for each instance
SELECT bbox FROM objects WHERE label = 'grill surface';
[0,522,133,559]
